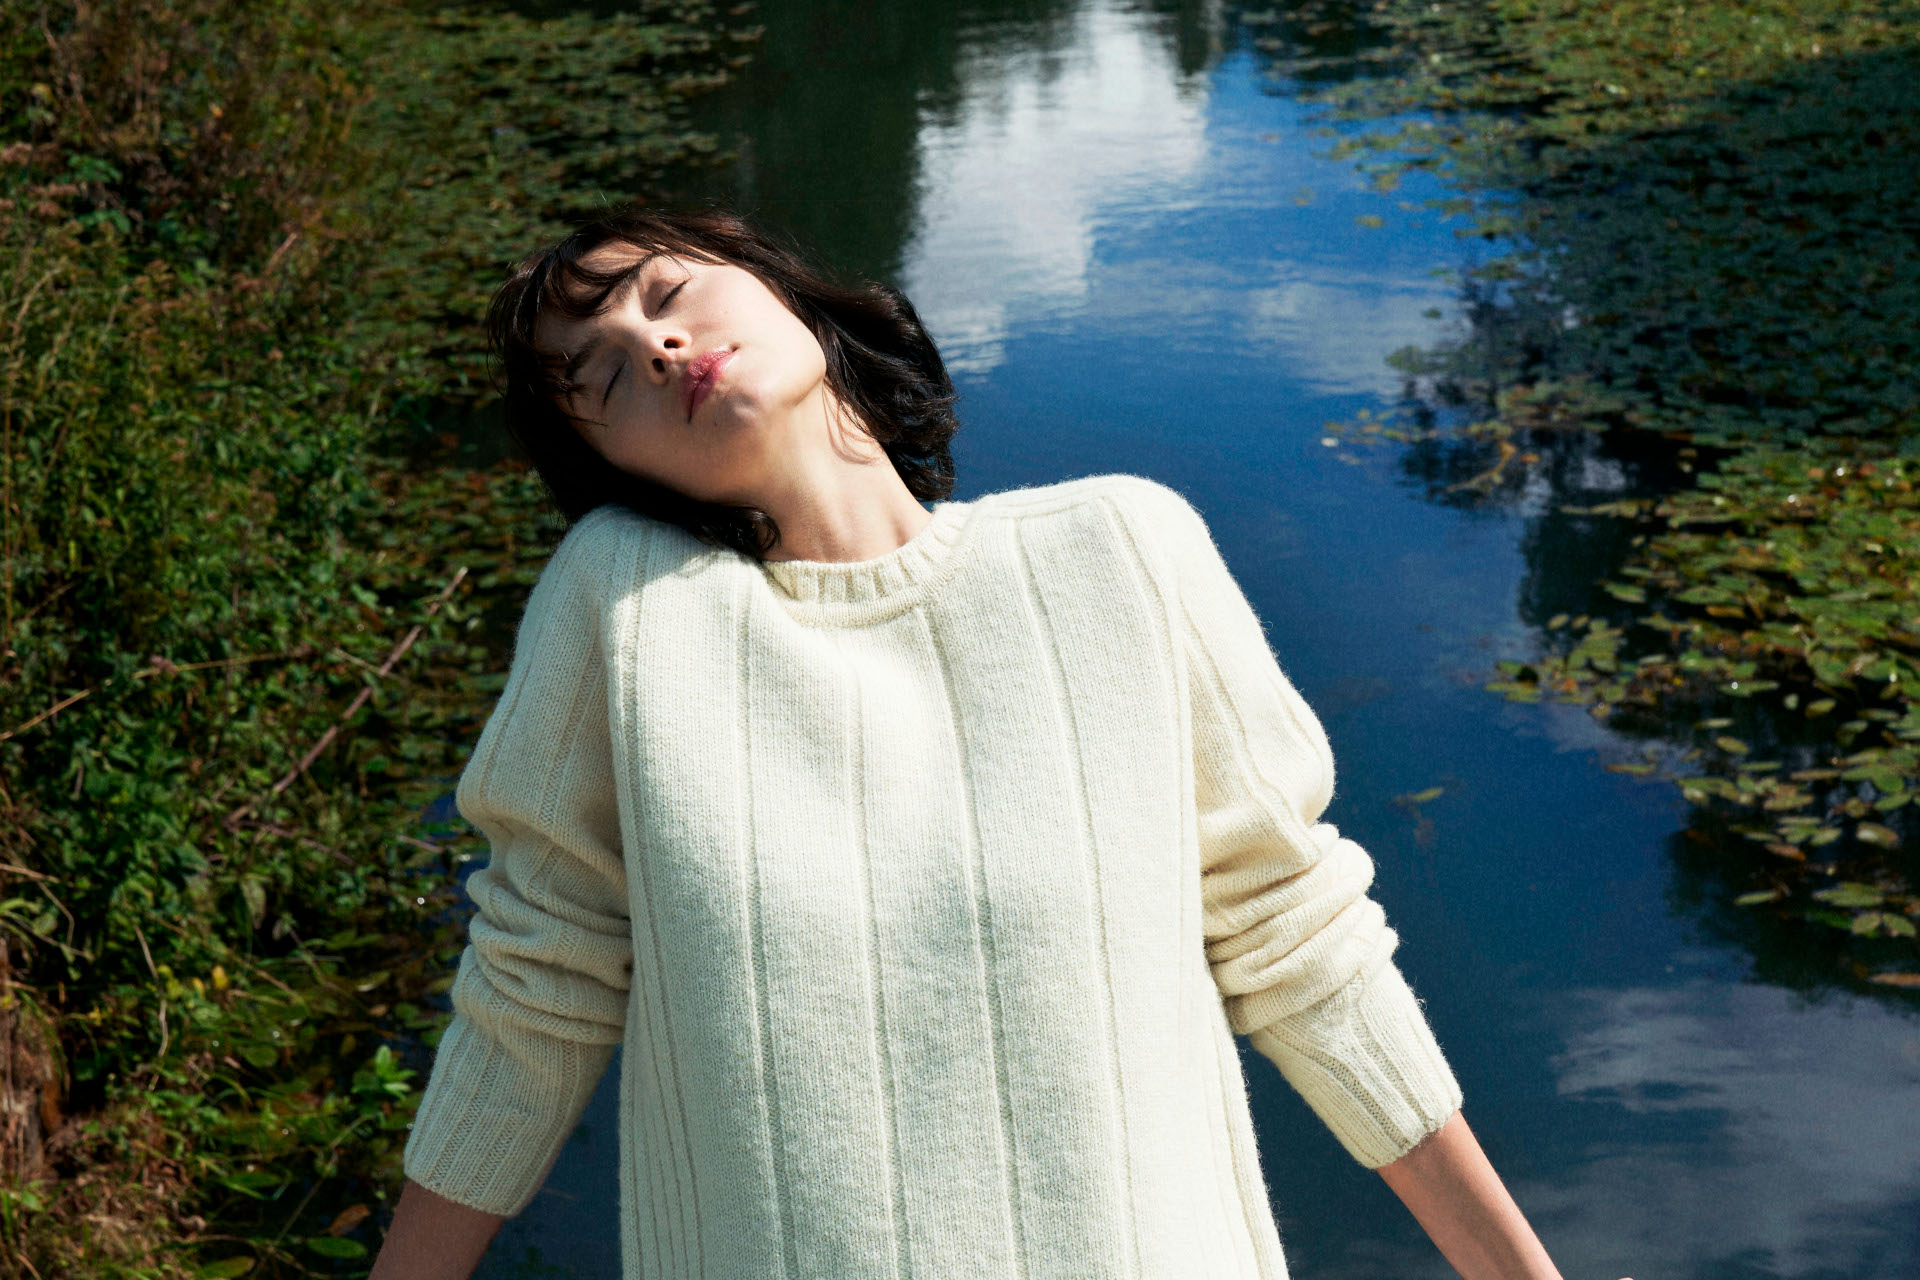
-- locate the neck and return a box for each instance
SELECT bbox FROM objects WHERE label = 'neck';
[752,394,932,565]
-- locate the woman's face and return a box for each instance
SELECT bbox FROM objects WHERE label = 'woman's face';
[534,240,832,505]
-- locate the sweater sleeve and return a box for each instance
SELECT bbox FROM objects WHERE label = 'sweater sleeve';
[1123,477,1463,1169]
[402,511,636,1217]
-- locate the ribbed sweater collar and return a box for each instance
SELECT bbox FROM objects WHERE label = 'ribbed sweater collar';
[756,498,976,620]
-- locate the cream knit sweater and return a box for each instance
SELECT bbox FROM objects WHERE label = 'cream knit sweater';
[402,472,1464,1279]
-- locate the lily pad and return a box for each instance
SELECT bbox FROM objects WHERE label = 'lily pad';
[1812,882,1886,908]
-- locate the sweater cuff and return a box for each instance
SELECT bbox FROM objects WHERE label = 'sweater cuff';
[1246,957,1463,1169]
[401,957,621,1217]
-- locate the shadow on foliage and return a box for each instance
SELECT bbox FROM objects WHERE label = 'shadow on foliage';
[1422,44,1919,441]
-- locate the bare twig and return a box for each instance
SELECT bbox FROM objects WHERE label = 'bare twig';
[130,919,169,1069]
[0,649,303,744]
[228,817,353,869]
[262,230,301,275]
[268,1113,378,1248]
[3,686,94,743]
[129,919,158,980]
[224,566,467,830]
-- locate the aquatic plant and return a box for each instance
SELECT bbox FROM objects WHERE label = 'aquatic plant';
[1246,0,1920,985]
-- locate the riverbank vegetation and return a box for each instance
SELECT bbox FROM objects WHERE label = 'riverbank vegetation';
[0,0,757,1273]
[1250,0,1920,986]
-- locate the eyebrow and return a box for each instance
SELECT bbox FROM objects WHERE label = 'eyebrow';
[559,250,667,391]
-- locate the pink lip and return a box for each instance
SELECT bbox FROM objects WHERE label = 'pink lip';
[682,347,734,420]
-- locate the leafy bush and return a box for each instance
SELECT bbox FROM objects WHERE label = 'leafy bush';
[0,0,749,1272]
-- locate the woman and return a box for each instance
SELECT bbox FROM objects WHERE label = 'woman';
[370,205,1606,1280]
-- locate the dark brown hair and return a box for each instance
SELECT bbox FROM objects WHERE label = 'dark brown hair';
[485,202,961,560]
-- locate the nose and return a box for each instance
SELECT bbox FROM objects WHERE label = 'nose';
[644,325,687,383]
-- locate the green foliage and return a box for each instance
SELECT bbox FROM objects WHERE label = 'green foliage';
[1277,0,1920,980]
[0,0,751,1273]
[4,0,374,267]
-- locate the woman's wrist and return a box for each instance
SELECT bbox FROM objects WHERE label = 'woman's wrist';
[368,1176,507,1280]
[1375,1109,1565,1280]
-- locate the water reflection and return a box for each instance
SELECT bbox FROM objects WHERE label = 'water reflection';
[1234,257,1459,395]
[683,0,1088,287]
[676,0,1494,405]
[902,3,1211,373]
[1531,973,1920,1278]
[1291,964,1920,1280]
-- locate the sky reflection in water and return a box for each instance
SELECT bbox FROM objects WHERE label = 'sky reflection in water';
[902,7,1461,393]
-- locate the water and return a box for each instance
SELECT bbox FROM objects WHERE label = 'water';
[468,1,1920,1275]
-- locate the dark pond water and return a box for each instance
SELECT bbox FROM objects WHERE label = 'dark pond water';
[466,1,1920,1276]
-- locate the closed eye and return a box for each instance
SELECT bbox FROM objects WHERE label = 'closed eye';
[598,276,687,406]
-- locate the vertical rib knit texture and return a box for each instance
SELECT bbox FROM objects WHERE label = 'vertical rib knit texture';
[401,472,1465,1278]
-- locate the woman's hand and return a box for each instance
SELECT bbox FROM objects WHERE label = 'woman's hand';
[1375,1109,1567,1280]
